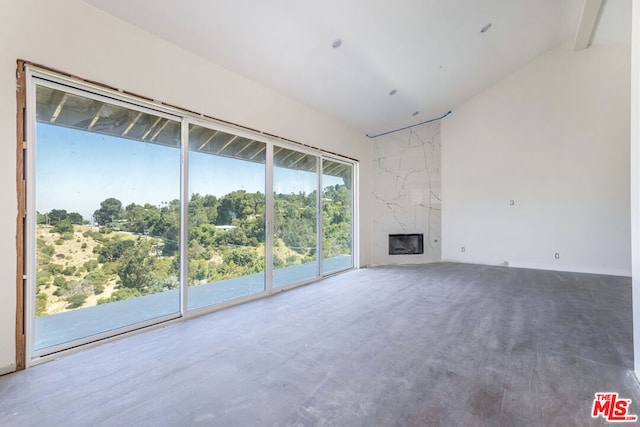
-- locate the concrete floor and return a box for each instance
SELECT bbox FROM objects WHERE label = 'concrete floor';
[1,263,638,426]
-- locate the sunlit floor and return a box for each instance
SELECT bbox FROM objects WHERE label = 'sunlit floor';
[35,256,352,351]
[3,263,637,426]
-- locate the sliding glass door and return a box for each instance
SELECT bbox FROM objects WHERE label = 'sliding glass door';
[32,82,181,353]
[187,124,266,310]
[322,159,354,273]
[26,68,357,361]
[273,147,319,287]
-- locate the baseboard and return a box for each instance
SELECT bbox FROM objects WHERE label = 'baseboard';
[0,363,16,376]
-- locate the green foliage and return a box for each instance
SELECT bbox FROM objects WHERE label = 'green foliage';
[122,202,161,234]
[60,232,74,241]
[189,258,209,284]
[97,287,141,305]
[54,279,94,309]
[62,266,76,276]
[83,230,106,242]
[54,239,64,246]
[52,219,74,234]
[36,182,352,314]
[66,294,88,309]
[48,209,68,224]
[36,211,46,225]
[115,238,159,292]
[53,275,66,289]
[83,259,99,272]
[85,267,109,286]
[42,209,84,225]
[223,248,259,267]
[322,184,352,258]
[35,292,48,317]
[38,239,53,253]
[94,197,123,226]
[273,255,285,269]
[47,264,64,275]
[98,238,134,263]
[36,271,51,287]
[153,199,180,256]
[67,212,84,225]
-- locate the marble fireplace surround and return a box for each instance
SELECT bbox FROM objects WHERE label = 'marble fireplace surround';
[371,121,441,265]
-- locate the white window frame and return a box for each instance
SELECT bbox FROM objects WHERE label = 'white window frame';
[23,64,359,366]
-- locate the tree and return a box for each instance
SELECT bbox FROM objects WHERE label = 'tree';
[94,198,123,226]
[98,238,135,263]
[48,209,68,224]
[189,193,209,229]
[116,238,158,292]
[67,212,84,225]
[153,199,180,255]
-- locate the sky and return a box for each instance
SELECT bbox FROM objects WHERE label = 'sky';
[36,124,344,221]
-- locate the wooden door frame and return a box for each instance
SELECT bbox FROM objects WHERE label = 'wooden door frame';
[16,60,26,371]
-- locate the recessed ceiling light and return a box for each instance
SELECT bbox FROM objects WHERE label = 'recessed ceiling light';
[480,23,492,33]
[412,111,419,116]
[389,89,397,96]
[332,39,342,48]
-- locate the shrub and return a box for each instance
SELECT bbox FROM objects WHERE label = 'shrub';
[83,259,99,272]
[97,287,141,305]
[35,293,48,317]
[65,294,88,309]
[53,276,66,288]
[36,275,51,287]
[40,243,55,257]
[48,264,63,274]
[52,220,74,234]
[62,266,76,276]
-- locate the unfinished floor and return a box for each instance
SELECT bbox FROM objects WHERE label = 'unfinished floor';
[1,263,638,426]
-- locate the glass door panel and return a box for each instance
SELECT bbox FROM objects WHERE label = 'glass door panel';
[273,147,319,287]
[322,159,354,273]
[34,84,181,352]
[187,124,266,310]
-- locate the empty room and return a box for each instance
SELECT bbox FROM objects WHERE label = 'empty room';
[1,0,639,425]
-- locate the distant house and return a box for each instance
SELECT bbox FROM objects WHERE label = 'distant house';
[214,225,237,232]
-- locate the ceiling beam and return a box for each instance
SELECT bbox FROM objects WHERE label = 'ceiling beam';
[122,112,142,137]
[197,130,218,151]
[573,0,604,51]
[49,93,68,123]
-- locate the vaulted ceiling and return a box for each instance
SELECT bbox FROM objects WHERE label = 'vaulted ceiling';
[83,0,630,136]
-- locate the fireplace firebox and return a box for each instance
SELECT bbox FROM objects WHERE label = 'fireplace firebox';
[388,234,424,255]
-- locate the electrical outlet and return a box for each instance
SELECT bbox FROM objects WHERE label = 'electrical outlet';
[554,252,560,259]
[461,246,466,253]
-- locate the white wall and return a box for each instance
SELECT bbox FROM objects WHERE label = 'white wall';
[0,0,372,374]
[630,0,640,376]
[442,43,631,276]
[371,121,441,265]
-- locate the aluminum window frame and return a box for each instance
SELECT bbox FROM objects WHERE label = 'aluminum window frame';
[22,63,359,367]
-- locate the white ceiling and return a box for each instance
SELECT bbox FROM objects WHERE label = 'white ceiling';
[83,0,629,137]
